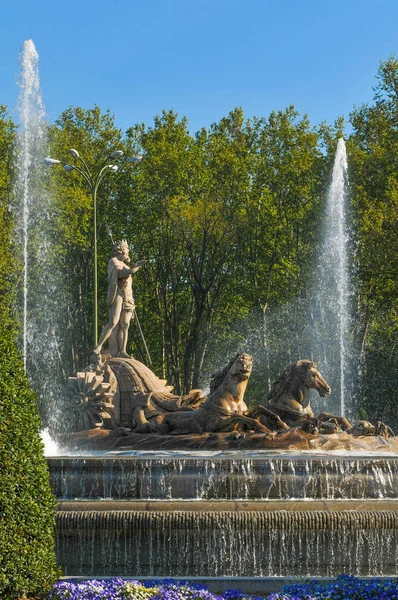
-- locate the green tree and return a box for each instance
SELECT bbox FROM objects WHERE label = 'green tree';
[177,108,253,390]
[0,327,58,599]
[0,106,58,599]
[116,110,197,392]
[114,106,328,398]
[119,109,253,392]
[0,106,15,323]
[238,106,325,391]
[42,103,344,409]
[348,56,398,426]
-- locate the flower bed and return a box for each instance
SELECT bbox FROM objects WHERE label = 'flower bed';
[269,574,398,599]
[46,579,263,600]
[46,575,398,600]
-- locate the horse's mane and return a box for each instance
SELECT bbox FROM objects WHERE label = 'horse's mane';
[268,359,316,402]
[209,353,251,394]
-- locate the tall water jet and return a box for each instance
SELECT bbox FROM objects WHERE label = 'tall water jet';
[16,39,46,366]
[15,40,65,431]
[313,138,351,416]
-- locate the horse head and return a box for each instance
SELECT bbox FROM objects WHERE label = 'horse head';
[210,353,253,394]
[299,361,331,398]
[230,353,253,382]
[268,359,331,419]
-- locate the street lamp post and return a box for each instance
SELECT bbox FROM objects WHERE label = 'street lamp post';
[45,149,142,348]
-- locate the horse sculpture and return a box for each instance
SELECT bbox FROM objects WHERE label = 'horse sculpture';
[246,359,392,437]
[259,359,331,431]
[143,353,271,435]
[262,359,358,433]
[67,353,395,450]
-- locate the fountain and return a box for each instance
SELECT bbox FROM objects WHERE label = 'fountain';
[312,139,351,417]
[16,39,46,366]
[47,242,398,584]
[54,455,398,578]
[16,40,64,428]
[13,43,398,588]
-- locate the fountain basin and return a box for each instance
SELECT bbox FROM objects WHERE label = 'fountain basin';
[56,507,398,577]
[48,453,398,500]
[49,452,398,578]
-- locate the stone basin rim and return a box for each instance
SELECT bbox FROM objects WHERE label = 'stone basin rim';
[57,499,398,512]
[46,451,398,462]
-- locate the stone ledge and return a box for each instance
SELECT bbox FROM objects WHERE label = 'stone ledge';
[56,509,398,529]
[57,499,398,512]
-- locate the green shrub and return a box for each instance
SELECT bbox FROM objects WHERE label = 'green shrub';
[0,323,58,599]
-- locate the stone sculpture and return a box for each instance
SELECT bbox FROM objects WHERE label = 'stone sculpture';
[65,351,395,448]
[147,353,271,435]
[262,360,395,437]
[68,365,117,430]
[92,239,145,359]
[68,355,203,431]
[267,359,331,419]
[62,243,395,451]
[62,351,396,450]
[263,359,349,433]
[99,356,203,432]
[347,419,394,437]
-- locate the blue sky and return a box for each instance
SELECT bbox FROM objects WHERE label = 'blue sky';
[1,0,397,134]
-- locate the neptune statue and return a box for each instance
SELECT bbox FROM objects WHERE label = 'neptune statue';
[92,240,145,359]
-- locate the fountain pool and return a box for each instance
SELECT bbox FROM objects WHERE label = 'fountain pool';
[48,450,398,578]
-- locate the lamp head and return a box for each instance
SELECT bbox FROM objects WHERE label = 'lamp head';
[126,155,143,164]
[44,157,61,166]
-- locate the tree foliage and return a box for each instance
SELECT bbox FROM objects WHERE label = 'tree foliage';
[0,107,58,599]
[348,55,398,425]
[0,326,58,599]
[0,106,15,324]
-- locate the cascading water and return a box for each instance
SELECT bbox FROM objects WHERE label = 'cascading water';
[313,138,351,416]
[50,453,398,577]
[16,40,46,366]
[49,455,398,501]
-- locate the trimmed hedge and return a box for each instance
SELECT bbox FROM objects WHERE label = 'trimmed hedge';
[0,324,58,599]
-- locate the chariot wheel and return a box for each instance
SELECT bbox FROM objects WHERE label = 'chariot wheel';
[68,370,115,430]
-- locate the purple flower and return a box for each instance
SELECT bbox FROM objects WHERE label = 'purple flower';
[47,576,398,600]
